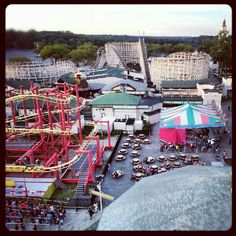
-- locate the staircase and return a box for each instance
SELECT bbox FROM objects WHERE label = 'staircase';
[54,179,69,191]
[75,170,88,196]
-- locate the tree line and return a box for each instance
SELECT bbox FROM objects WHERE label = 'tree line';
[6,29,216,51]
[6,29,231,73]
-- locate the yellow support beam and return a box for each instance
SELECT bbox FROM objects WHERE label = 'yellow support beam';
[6,127,72,135]
[90,190,115,201]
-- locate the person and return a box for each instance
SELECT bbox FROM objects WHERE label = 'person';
[88,206,94,220]
[229,137,231,145]
[15,223,19,231]
[146,166,151,176]
[75,199,79,212]
[107,163,111,172]
[176,144,179,152]
[20,222,25,231]
[222,151,227,158]
[93,203,98,213]
[33,224,38,231]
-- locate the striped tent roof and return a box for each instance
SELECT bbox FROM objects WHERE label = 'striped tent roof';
[160,102,225,128]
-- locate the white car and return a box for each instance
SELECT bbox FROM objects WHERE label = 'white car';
[143,139,151,144]
[122,142,130,148]
[115,155,126,161]
[118,149,128,155]
[130,150,140,157]
[132,144,141,150]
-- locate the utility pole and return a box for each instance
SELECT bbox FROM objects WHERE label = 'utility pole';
[97,183,103,214]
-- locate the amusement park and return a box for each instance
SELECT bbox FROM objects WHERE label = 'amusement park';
[5,7,232,230]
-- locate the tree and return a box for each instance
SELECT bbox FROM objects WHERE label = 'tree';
[160,43,173,55]
[40,44,69,63]
[210,33,231,76]
[146,43,161,56]
[173,43,193,53]
[198,39,216,54]
[70,42,98,64]
[8,56,31,63]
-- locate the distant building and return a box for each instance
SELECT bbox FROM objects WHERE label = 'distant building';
[101,79,147,96]
[222,76,232,97]
[218,19,229,40]
[149,52,210,88]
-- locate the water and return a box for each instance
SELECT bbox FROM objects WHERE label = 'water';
[5,49,50,63]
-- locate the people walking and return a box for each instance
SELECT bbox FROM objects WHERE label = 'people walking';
[14,223,19,231]
[88,206,94,220]
[20,222,25,231]
[33,224,38,231]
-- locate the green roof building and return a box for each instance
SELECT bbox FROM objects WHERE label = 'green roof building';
[90,93,141,106]
[89,92,162,124]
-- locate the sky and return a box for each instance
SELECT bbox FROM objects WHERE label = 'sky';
[5,4,232,36]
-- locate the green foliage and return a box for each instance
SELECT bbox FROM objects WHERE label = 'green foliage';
[51,183,76,199]
[147,43,193,56]
[42,183,58,199]
[143,122,152,132]
[8,56,31,63]
[173,43,193,52]
[82,125,94,137]
[111,129,123,136]
[70,42,98,63]
[198,38,217,54]
[40,43,69,62]
[209,33,232,73]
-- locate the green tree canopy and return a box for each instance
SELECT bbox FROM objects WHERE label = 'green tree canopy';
[173,43,193,52]
[8,56,31,63]
[209,32,231,74]
[39,44,69,62]
[70,42,98,63]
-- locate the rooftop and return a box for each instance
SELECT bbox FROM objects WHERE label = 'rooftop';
[139,95,163,105]
[89,92,141,106]
[101,79,147,92]
[161,77,220,89]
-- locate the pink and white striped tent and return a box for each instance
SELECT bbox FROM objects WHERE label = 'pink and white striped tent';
[160,102,225,143]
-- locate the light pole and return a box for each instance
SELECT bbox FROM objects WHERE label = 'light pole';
[97,183,103,214]
[22,173,28,197]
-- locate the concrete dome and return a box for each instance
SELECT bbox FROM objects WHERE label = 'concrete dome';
[98,166,232,231]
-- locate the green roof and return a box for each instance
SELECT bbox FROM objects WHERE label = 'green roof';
[59,72,76,84]
[90,93,140,106]
[161,78,220,89]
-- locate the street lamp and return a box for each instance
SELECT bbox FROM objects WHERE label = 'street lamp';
[97,183,103,214]
[22,173,28,197]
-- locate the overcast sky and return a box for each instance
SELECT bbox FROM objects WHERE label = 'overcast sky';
[5,4,232,36]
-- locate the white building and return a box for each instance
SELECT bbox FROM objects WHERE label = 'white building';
[89,93,163,127]
[149,52,210,88]
[222,76,232,97]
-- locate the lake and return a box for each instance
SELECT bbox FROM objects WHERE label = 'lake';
[5,49,50,63]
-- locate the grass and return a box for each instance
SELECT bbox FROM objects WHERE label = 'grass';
[51,183,77,200]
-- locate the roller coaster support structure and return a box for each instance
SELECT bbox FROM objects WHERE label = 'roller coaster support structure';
[85,135,102,168]
[95,120,112,150]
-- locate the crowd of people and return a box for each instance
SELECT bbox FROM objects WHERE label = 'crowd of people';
[160,127,230,156]
[5,198,66,231]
